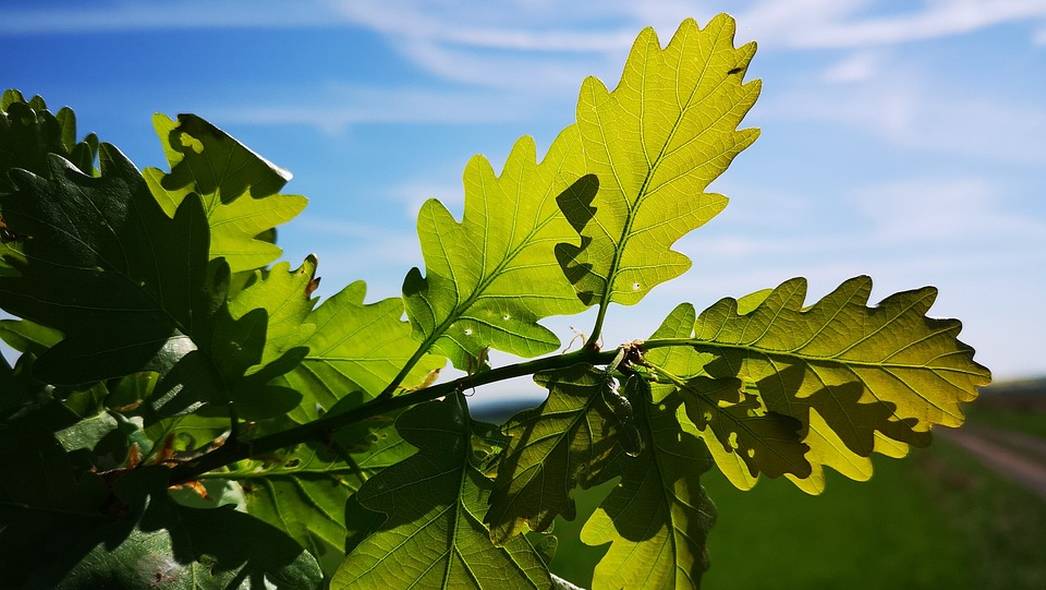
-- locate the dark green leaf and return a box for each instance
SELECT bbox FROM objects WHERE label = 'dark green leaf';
[210,412,414,575]
[581,382,716,590]
[143,114,306,273]
[486,364,623,543]
[333,395,552,589]
[0,145,301,421]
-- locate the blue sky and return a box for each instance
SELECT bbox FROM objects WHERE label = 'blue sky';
[3,0,1045,388]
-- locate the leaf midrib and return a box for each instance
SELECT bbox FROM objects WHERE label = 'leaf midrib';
[592,22,728,308]
[394,178,572,390]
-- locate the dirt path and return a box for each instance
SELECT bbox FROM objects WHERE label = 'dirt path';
[938,426,1046,501]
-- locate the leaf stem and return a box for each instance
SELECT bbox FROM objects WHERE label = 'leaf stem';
[585,302,609,350]
[379,339,436,397]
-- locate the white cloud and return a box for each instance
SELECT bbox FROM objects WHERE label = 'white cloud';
[821,51,883,83]
[331,0,635,52]
[1035,24,1046,43]
[0,1,335,34]
[211,85,537,134]
[387,179,463,218]
[740,0,1046,49]
[395,39,606,92]
[764,64,1046,164]
[8,1,1046,53]
[853,177,1046,242]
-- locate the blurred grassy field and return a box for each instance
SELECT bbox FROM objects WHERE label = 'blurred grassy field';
[964,379,1046,438]
[541,381,1046,589]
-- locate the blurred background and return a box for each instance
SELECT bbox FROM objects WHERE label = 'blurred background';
[2,1,1044,587]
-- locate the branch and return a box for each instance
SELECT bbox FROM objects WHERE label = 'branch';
[168,345,621,484]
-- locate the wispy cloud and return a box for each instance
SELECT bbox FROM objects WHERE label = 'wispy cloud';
[779,0,1046,49]
[386,179,463,218]
[395,39,606,92]
[331,0,636,52]
[0,1,336,35]
[1035,24,1046,43]
[821,50,883,83]
[853,177,1046,242]
[8,1,1046,53]
[764,61,1046,164]
[8,1,1046,130]
[211,85,538,134]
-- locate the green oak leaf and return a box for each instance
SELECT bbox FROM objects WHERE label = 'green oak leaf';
[0,317,62,357]
[12,468,323,590]
[142,413,230,462]
[672,374,811,479]
[0,364,319,588]
[486,363,624,543]
[0,416,108,586]
[581,381,716,590]
[0,147,213,384]
[645,307,810,480]
[228,256,319,367]
[403,133,595,370]
[764,375,930,493]
[692,276,991,426]
[655,276,989,492]
[280,280,444,423]
[144,113,307,273]
[333,395,552,589]
[1,89,98,190]
[209,412,413,576]
[0,147,302,421]
[1,90,98,277]
[556,15,759,310]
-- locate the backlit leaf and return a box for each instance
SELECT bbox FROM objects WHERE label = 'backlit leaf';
[581,381,716,590]
[403,133,594,370]
[486,363,623,543]
[652,276,989,492]
[333,395,552,589]
[207,413,413,575]
[228,256,319,367]
[144,113,306,272]
[673,375,811,480]
[556,15,759,308]
[279,280,444,423]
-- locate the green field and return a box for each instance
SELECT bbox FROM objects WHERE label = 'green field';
[964,378,1046,438]
[546,400,1046,589]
